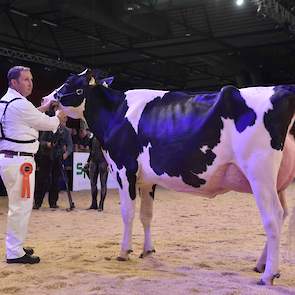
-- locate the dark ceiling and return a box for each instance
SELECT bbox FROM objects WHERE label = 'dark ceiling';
[0,0,295,90]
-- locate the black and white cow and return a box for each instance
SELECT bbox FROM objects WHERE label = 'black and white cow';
[43,69,295,286]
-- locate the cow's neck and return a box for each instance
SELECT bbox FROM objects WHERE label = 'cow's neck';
[84,86,126,147]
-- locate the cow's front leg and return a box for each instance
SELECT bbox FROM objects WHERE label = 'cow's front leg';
[254,190,288,274]
[117,172,137,261]
[139,185,156,258]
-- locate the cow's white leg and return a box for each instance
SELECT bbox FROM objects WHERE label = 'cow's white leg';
[255,190,288,273]
[139,185,156,258]
[117,182,136,261]
[245,152,284,285]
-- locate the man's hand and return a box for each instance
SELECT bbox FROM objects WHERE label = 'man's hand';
[38,99,59,113]
[56,110,67,124]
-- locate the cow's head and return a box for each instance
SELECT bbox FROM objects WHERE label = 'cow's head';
[42,68,114,119]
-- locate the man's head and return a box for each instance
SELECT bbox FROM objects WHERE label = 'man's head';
[7,66,33,97]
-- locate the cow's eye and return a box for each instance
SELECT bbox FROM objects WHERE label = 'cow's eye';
[76,89,83,95]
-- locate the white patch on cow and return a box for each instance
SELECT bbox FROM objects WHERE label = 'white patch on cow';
[42,84,64,104]
[239,86,275,119]
[60,98,86,120]
[78,69,88,76]
[102,81,108,88]
[124,89,168,134]
[200,145,209,154]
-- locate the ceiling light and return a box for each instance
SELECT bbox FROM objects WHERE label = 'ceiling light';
[236,0,244,6]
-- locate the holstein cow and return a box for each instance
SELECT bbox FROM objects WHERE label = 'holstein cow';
[43,69,295,285]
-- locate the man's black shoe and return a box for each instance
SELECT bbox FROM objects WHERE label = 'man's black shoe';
[23,247,34,256]
[7,254,40,264]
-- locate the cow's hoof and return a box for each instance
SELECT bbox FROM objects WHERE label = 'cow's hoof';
[257,273,280,286]
[139,249,156,259]
[98,208,103,212]
[257,279,266,286]
[87,206,98,210]
[116,256,129,261]
[253,264,265,273]
[117,249,133,261]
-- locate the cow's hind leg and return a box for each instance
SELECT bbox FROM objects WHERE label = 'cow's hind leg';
[245,152,284,285]
[117,171,136,261]
[254,190,288,274]
[139,185,156,258]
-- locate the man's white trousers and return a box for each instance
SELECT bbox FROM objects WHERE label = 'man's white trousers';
[0,155,35,259]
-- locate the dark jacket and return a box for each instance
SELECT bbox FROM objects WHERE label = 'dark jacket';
[39,126,73,160]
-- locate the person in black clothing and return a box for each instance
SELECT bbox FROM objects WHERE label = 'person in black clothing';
[34,117,73,209]
[76,128,90,152]
[83,135,108,211]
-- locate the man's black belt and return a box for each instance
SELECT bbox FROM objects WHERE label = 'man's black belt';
[0,150,34,157]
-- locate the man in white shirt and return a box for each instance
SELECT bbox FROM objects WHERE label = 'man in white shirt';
[0,65,66,264]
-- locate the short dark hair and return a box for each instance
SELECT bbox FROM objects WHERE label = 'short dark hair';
[7,66,31,86]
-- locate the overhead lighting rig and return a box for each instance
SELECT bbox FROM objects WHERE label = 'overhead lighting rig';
[254,0,295,33]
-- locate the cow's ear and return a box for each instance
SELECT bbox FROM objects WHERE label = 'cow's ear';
[100,77,114,87]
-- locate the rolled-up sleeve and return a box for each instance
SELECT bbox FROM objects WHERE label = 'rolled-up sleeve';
[15,100,60,132]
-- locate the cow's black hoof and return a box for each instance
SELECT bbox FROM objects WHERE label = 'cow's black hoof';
[117,249,133,261]
[257,273,280,286]
[139,249,156,259]
[257,279,266,286]
[116,256,128,261]
[98,208,103,212]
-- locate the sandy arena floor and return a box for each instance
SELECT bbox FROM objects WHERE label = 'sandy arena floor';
[0,184,295,295]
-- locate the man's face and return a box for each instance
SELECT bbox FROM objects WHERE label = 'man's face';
[11,70,33,97]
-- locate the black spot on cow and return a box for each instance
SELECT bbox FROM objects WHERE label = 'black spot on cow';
[264,85,295,150]
[126,172,137,200]
[116,172,123,189]
[138,86,256,188]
